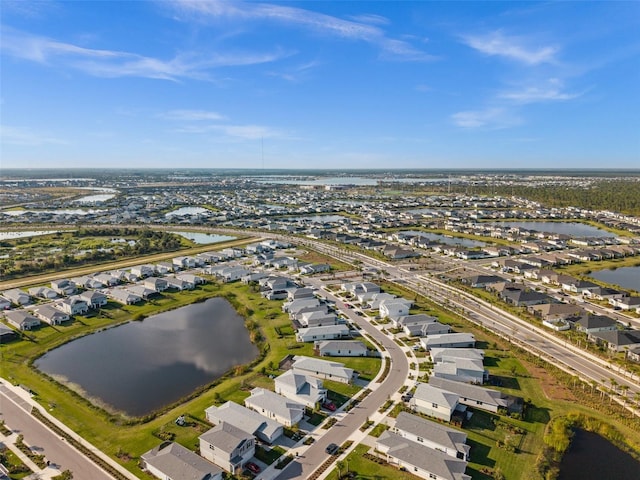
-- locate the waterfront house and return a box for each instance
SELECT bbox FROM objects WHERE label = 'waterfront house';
[4,311,40,330]
[78,290,108,308]
[205,401,283,444]
[34,305,70,325]
[244,388,305,427]
[274,370,327,409]
[199,422,255,475]
[141,442,223,480]
[55,296,89,316]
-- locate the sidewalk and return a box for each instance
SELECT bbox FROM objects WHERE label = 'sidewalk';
[1,428,65,479]
[0,377,138,480]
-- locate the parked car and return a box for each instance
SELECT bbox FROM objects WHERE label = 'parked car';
[245,462,261,474]
[325,443,339,455]
[323,401,336,411]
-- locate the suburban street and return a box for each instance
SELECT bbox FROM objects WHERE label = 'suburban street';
[273,282,409,480]
[0,384,114,480]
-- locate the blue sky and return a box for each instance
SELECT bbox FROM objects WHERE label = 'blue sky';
[1,0,639,169]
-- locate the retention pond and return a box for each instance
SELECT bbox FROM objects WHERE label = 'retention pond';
[36,298,258,416]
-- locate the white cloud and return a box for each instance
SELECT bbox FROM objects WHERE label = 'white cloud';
[0,27,289,80]
[347,14,390,26]
[463,30,558,65]
[174,123,285,140]
[500,83,582,104]
[451,108,521,129]
[170,0,433,61]
[160,109,226,121]
[0,125,67,146]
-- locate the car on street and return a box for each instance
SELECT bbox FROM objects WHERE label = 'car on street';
[325,443,339,455]
[245,462,261,474]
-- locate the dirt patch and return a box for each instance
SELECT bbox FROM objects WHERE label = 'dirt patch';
[521,358,577,402]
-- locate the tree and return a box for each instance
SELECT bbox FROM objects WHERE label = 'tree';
[336,460,345,479]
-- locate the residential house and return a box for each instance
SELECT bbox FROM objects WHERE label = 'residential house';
[78,290,108,309]
[71,275,103,289]
[379,299,412,320]
[297,310,336,328]
[4,311,40,330]
[144,277,168,292]
[432,358,486,385]
[589,330,640,353]
[376,430,470,480]
[462,275,505,289]
[283,298,320,316]
[274,370,327,408]
[28,287,58,300]
[409,383,459,422]
[177,273,205,285]
[291,355,356,384]
[296,325,350,343]
[155,262,174,275]
[315,340,367,357]
[420,333,476,351]
[391,314,436,330]
[393,411,470,460]
[205,401,282,444]
[287,287,315,301]
[406,321,451,337]
[172,256,197,270]
[51,279,76,296]
[55,296,89,316]
[130,264,155,278]
[126,285,157,299]
[0,296,11,310]
[108,288,142,305]
[501,289,551,307]
[429,377,521,414]
[164,277,194,291]
[93,273,120,287]
[199,422,255,475]
[430,348,484,364]
[34,305,70,325]
[609,297,640,311]
[528,303,585,321]
[573,314,617,334]
[141,442,223,480]
[244,388,305,427]
[0,324,18,343]
[583,287,628,301]
[3,289,31,306]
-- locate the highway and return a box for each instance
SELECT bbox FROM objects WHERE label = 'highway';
[296,238,640,410]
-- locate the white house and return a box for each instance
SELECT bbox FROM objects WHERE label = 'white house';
[298,310,336,328]
[34,305,70,325]
[3,289,31,306]
[4,311,40,330]
[51,279,76,296]
[199,422,255,475]
[376,431,470,480]
[244,388,305,427]
[0,296,10,310]
[379,299,412,319]
[28,286,58,300]
[130,264,155,278]
[291,355,356,384]
[393,411,470,460]
[315,340,367,357]
[429,377,519,414]
[432,358,486,385]
[296,324,350,343]
[78,291,108,309]
[274,370,327,408]
[420,333,476,350]
[409,383,459,422]
[141,442,223,480]
[205,401,283,444]
[430,348,484,364]
[54,296,89,316]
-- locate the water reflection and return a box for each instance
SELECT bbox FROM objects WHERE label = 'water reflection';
[36,298,258,416]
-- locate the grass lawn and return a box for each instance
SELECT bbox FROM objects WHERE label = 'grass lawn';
[324,444,421,480]
[332,356,381,382]
[0,446,32,479]
[255,445,286,465]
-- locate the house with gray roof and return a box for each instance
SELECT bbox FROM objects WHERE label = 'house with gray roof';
[0,296,10,310]
[34,305,70,325]
[54,296,89,316]
[574,314,617,334]
[432,358,486,385]
[141,442,223,480]
[28,286,58,300]
[3,289,31,306]
[126,285,157,299]
[205,401,282,444]
[315,340,367,357]
[4,311,40,330]
[274,370,327,408]
[199,422,255,475]
[296,324,350,343]
[376,431,470,480]
[51,279,76,296]
[430,348,484,364]
[297,310,336,328]
[406,321,451,337]
[108,288,142,305]
[291,355,356,384]
[391,313,437,330]
[409,383,459,422]
[589,329,640,353]
[78,290,108,309]
[164,277,194,291]
[420,333,475,350]
[429,377,521,414]
[393,411,470,460]
[244,388,305,427]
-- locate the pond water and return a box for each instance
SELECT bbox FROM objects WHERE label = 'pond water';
[589,266,640,292]
[169,231,237,245]
[0,209,106,216]
[73,194,116,203]
[0,230,63,240]
[491,221,616,238]
[165,206,210,217]
[256,176,378,186]
[35,298,258,416]
[558,429,640,480]
[403,231,486,248]
[291,215,348,223]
